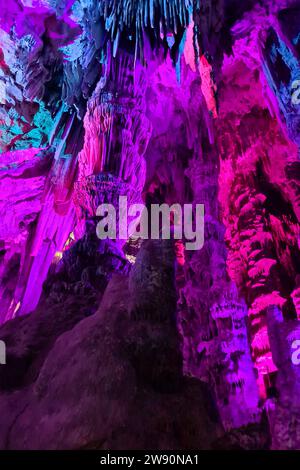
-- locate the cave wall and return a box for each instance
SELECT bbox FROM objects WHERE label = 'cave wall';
[1,0,300,449]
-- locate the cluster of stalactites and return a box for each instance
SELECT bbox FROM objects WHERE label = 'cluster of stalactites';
[99,0,200,63]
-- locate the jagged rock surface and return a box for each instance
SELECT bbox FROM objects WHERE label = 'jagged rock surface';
[0,240,223,450]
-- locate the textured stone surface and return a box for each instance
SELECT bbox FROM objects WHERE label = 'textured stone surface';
[2,0,300,450]
[0,240,223,450]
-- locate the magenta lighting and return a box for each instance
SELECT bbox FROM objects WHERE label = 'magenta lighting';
[0,0,300,453]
